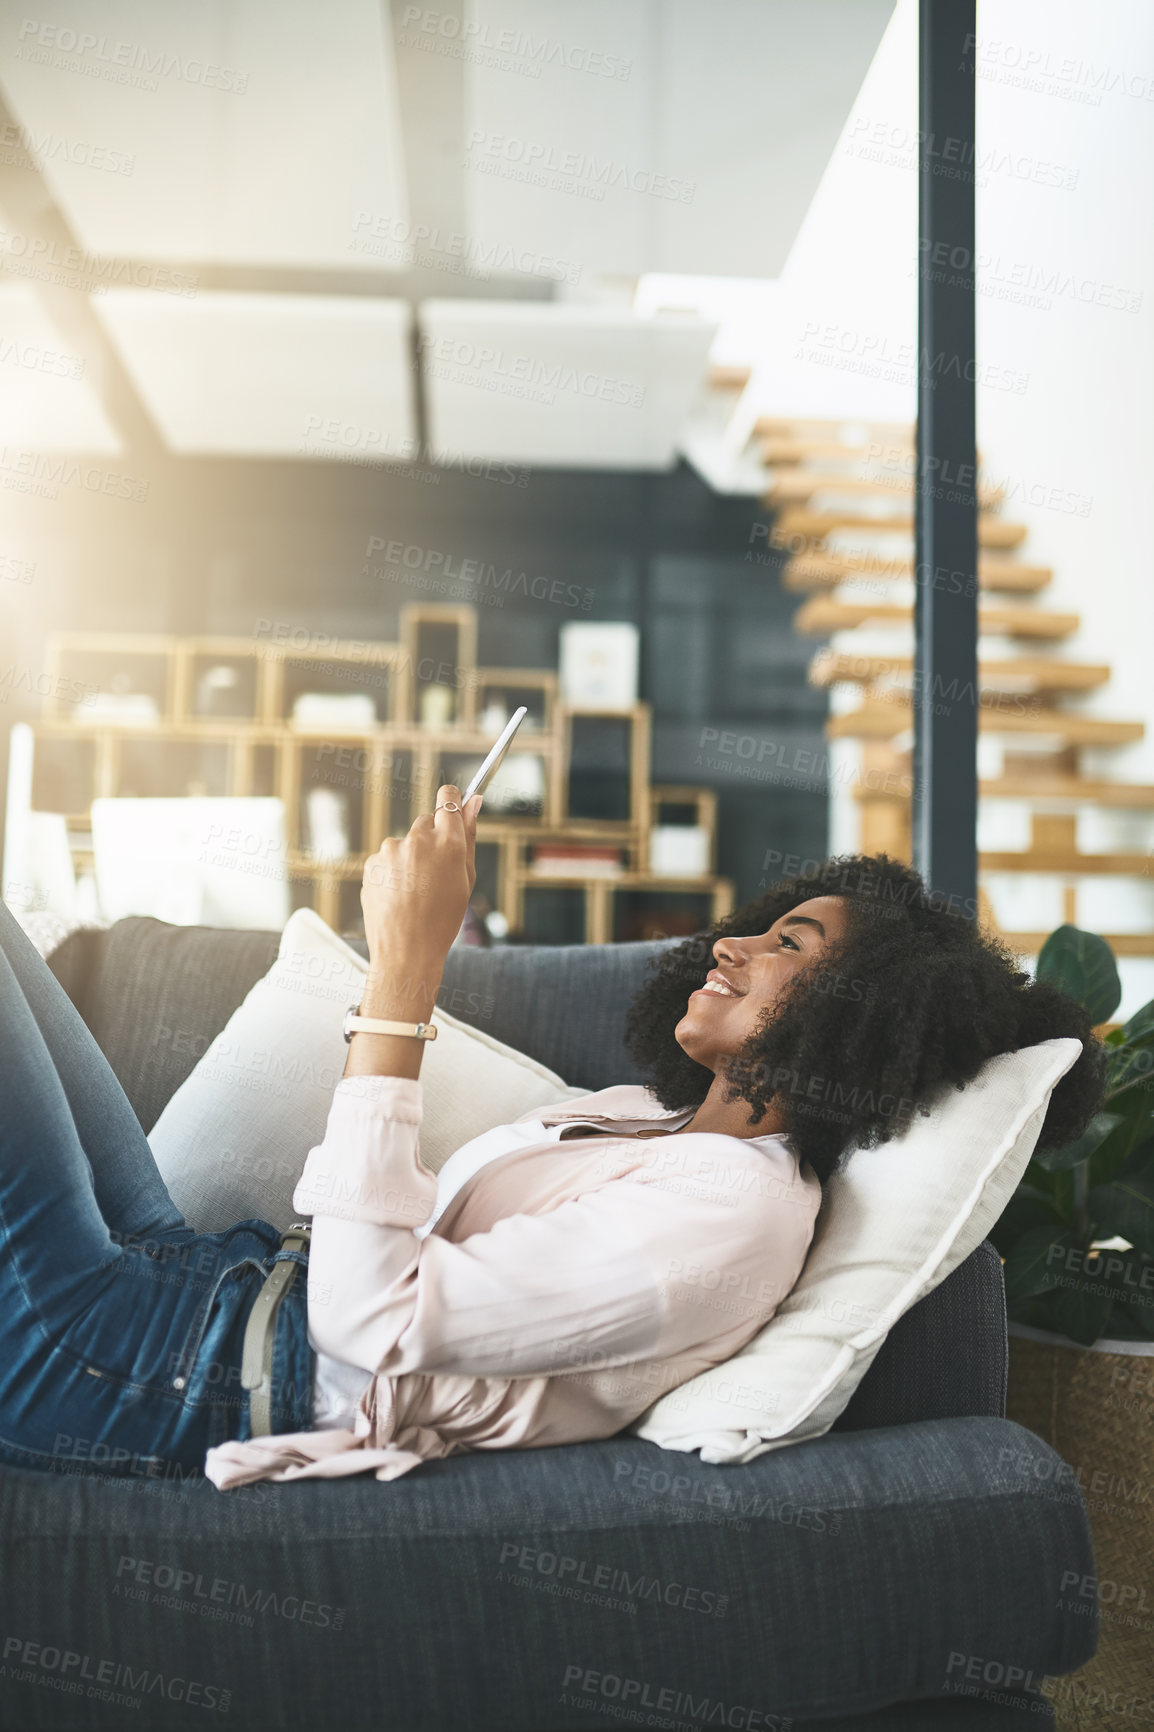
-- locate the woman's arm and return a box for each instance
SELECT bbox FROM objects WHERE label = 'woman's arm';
[343,782,482,1083]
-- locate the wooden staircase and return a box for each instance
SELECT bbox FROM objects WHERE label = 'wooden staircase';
[756,416,1152,957]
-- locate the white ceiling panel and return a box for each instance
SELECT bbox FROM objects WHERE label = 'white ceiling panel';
[461,0,894,278]
[421,300,715,470]
[0,282,120,448]
[93,291,415,456]
[0,0,408,268]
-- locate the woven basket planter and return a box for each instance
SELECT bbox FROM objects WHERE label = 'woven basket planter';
[1007,1331,1154,1730]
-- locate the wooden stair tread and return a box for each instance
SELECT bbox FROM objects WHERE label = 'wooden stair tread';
[761,437,910,463]
[854,775,1154,809]
[809,651,1110,693]
[773,508,1026,548]
[766,473,1004,508]
[826,700,1143,746]
[795,597,1079,639]
[708,364,751,390]
[979,848,1153,875]
[980,776,1154,807]
[782,552,1051,594]
[754,416,913,438]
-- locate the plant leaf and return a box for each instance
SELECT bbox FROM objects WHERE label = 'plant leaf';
[1088,1089,1154,1188]
[1033,1110,1123,1173]
[1007,1291,1064,1333]
[1080,1247,1154,1338]
[1088,1177,1154,1260]
[1002,1226,1081,1302]
[1036,925,1121,1024]
[1100,1303,1150,1343]
[1020,1158,1065,1208]
[1112,1295,1154,1340]
[1051,1282,1116,1347]
[989,1189,1067,1257]
[1123,999,1154,1043]
[1106,1034,1154,1099]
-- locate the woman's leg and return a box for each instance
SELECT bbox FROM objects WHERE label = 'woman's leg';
[0,914,286,1470]
[0,928,188,1336]
[0,900,184,1240]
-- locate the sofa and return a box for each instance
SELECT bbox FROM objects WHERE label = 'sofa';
[0,916,1097,1731]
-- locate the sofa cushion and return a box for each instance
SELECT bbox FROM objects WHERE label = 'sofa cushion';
[0,1418,1093,1730]
[147,910,584,1232]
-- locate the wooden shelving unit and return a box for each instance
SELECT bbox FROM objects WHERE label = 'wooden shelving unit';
[28,609,734,945]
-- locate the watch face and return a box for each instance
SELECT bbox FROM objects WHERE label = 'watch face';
[342,1003,361,1043]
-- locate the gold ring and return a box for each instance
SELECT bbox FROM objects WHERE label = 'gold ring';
[435,801,461,813]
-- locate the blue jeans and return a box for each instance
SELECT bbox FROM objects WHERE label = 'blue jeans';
[0,901,314,1483]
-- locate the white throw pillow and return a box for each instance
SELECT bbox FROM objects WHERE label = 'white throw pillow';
[633,1036,1082,1463]
[149,908,584,1232]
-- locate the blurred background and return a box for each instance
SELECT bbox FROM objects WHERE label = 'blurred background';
[1,0,1151,1010]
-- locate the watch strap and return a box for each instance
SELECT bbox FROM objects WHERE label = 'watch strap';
[343,1006,438,1043]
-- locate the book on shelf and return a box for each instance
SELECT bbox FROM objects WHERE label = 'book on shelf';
[528,844,625,878]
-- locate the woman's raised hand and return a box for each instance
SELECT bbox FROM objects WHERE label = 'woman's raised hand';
[359,785,483,1018]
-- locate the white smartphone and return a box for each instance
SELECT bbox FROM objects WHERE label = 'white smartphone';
[461,706,528,803]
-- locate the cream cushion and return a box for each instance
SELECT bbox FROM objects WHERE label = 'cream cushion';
[632,1037,1082,1462]
[149,908,584,1232]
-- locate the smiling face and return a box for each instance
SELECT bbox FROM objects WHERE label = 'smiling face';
[674,896,851,1073]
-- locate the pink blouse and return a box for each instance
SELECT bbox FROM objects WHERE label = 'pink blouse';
[204,1077,822,1490]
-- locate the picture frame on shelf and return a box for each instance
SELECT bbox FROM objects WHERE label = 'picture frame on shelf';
[558,622,639,709]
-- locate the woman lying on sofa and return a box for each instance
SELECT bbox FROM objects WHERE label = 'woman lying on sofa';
[0,786,1102,1489]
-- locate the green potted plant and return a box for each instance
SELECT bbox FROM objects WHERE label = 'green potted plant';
[994,924,1154,1721]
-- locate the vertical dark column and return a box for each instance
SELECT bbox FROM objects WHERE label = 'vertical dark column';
[913,0,979,917]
